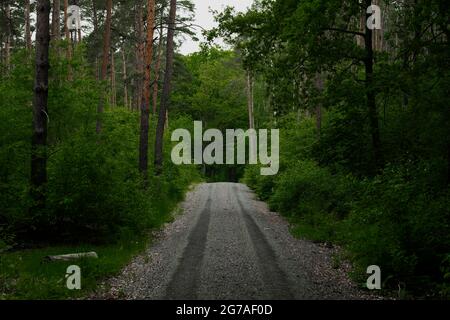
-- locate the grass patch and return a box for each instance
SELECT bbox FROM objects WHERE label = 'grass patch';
[0,200,182,300]
[0,239,146,300]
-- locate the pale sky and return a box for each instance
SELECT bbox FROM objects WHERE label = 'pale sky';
[28,0,254,55]
[179,0,254,55]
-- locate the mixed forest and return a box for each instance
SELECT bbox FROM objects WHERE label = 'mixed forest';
[0,0,449,299]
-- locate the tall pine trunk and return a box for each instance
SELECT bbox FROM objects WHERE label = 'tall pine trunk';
[5,4,11,71]
[154,0,177,175]
[139,0,156,179]
[122,48,129,108]
[246,71,255,129]
[134,0,144,112]
[63,0,73,80]
[30,0,51,214]
[152,17,164,115]
[63,0,70,41]
[92,0,98,31]
[111,49,116,107]
[364,0,383,171]
[51,0,61,41]
[25,0,33,49]
[96,0,113,133]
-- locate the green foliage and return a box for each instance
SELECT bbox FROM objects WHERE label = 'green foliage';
[244,111,450,297]
[0,47,200,246]
[345,163,450,291]
[172,47,249,181]
[173,48,248,130]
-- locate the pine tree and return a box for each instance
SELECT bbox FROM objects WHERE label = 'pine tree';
[154,0,177,175]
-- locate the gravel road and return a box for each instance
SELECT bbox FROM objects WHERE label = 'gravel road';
[97,183,377,300]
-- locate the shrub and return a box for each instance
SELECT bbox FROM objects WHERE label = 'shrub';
[345,163,450,291]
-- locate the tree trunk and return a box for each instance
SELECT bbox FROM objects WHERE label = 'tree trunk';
[139,0,156,179]
[315,104,322,137]
[63,0,70,40]
[364,0,383,171]
[30,0,51,215]
[25,0,33,49]
[51,0,61,41]
[122,48,129,108]
[78,28,82,43]
[152,18,164,115]
[92,0,98,31]
[154,0,177,175]
[5,4,11,71]
[111,49,116,107]
[96,0,113,133]
[134,0,144,112]
[92,0,99,80]
[246,71,255,129]
[63,0,72,80]
[95,56,99,80]
[165,109,169,130]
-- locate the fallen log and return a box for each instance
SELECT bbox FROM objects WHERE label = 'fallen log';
[44,252,98,262]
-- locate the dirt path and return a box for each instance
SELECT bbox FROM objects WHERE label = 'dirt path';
[97,183,376,300]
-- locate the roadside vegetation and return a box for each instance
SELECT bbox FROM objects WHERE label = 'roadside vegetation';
[228,0,450,299]
[0,46,199,299]
[1,0,448,300]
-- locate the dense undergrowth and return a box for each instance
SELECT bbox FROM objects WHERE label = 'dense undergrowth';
[0,47,200,299]
[243,115,450,299]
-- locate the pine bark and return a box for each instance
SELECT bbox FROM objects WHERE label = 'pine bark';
[51,0,61,41]
[96,0,113,133]
[63,0,70,40]
[31,0,51,214]
[152,18,164,115]
[111,49,116,107]
[246,71,255,129]
[122,49,129,108]
[134,1,144,112]
[63,0,72,80]
[364,0,383,171]
[5,4,11,70]
[139,0,156,178]
[154,0,177,175]
[25,0,33,49]
[92,0,98,31]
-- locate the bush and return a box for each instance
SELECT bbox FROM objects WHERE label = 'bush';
[243,135,450,295]
[345,163,450,291]
[0,50,200,246]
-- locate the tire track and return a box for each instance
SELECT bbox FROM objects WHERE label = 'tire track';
[165,186,213,299]
[100,183,375,300]
[233,185,294,299]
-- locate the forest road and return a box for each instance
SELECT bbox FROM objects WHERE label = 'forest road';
[102,183,374,300]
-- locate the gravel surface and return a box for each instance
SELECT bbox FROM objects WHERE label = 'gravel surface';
[94,183,379,300]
